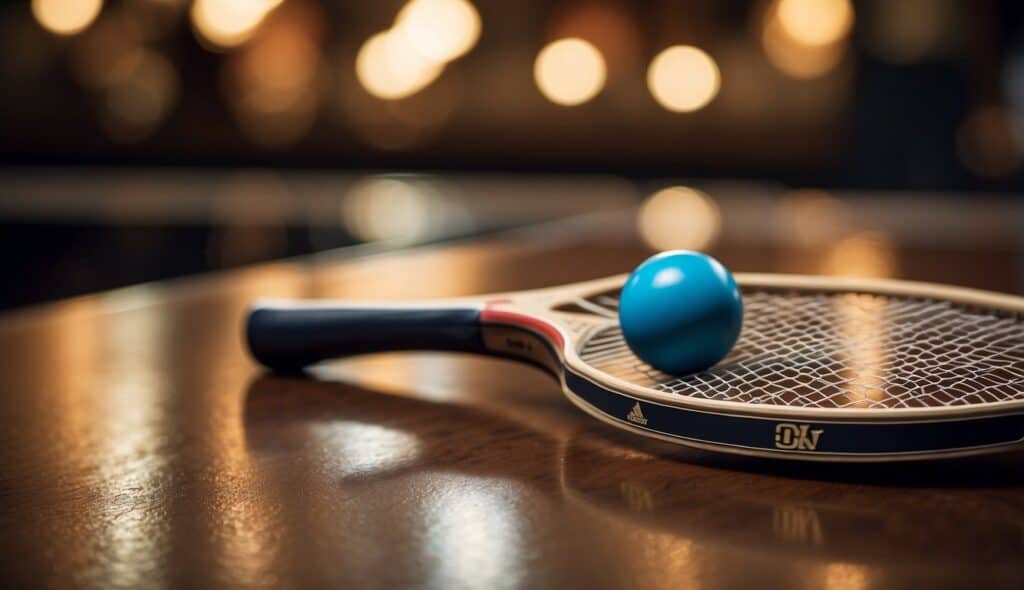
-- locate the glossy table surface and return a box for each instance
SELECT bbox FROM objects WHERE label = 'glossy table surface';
[1,205,1023,590]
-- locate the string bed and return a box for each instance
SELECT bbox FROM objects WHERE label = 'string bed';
[575,290,1024,409]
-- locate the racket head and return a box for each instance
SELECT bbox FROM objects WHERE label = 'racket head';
[479,274,1024,461]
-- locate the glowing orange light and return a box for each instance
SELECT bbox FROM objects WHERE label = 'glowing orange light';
[822,232,895,278]
[223,12,322,147]
[637,186,721,250]
[232,28,319,114]
[824,562,871,590]
[776,0,853,47]
[32,0,103,36]
[647,45,720,113]
[762,0,852,79]
[394,0,481,63]
[534,38,607,106]
[190,0,281,49]
[355,30,443,100]
[548,3,639,71]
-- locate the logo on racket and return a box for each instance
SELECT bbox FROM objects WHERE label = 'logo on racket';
[626,403,649,426]
[774,423,824,450]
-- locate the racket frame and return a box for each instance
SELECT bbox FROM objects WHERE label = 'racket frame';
[479,273,1024,461]
[249,273,1024,461]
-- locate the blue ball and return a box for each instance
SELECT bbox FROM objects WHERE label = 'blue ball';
[619,251,743,375]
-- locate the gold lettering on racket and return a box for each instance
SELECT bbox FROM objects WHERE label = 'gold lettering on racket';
[774,423,824,450]
[626,403,648,426]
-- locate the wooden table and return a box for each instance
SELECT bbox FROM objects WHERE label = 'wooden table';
[1,210,1022,590]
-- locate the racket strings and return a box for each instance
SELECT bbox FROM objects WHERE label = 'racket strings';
[577,290,1024,409]
[566,297,618,319]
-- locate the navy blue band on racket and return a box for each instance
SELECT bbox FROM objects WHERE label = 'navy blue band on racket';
[564,371,1024,458]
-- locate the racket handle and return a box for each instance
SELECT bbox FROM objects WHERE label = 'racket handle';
[246,302,484,372]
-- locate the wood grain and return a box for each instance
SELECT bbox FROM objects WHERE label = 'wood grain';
[0,223,1022,590]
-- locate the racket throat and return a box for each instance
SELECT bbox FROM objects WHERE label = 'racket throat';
[480,325,563,377]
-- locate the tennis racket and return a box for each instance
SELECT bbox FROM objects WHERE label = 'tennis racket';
[246,274,1024,461]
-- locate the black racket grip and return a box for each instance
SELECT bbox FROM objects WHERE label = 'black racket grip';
[246,302,485,372]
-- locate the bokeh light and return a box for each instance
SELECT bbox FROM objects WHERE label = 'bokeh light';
[233,33,319,115]
[646,45,720,113]
[222,2,323,147]
[99,50,180,143]
[957,106,1024,178]
[548,3,639,72]
[534,38,607,107]
[761,0,852,79]
[190,0,281,49]
[338,47,463,151]
[822,232,895,278]
[70,11,144,90]
[342,177,434,242]
[776,0,853,47]
[340,176,472,243]
[762,24,844,79]
[32,0,103,36]
[356,30,444,100]
[637,186,721,251]
[823,562,871,590]
[394,0,481,63]
[862,0,954,64]
[778,189,848,245]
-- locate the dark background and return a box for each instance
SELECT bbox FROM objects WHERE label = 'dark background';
[1,0,1023,309]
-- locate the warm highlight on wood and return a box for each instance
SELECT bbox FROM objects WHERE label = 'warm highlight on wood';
[0,227,1022,589]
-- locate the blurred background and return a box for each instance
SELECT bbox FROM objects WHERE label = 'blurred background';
[1,0,1023,309]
